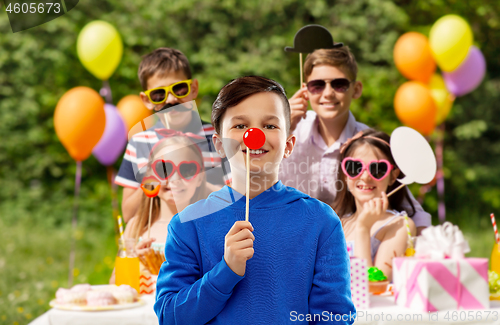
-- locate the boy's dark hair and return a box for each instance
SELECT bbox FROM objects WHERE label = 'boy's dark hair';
[212,76,291,136]
[304,46,358,81]
[138,48,192,90]
[333,128,415,219]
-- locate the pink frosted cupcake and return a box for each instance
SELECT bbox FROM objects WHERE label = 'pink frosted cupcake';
[86,291,117,306]
[55,288,87,305]
[71,284,92,293]
[112,285,138,304]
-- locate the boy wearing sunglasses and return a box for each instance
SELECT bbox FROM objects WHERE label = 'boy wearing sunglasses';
[281,46,430,235]
[115,48,228,222]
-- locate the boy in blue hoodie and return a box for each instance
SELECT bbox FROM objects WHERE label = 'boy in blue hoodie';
[154,76,355,324]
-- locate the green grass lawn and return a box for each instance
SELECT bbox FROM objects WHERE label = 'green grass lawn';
[0,217,116,325]
[1,207,496,325]
[464,228,495,260]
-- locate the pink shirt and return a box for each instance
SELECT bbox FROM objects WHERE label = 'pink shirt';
[279,110,431,228]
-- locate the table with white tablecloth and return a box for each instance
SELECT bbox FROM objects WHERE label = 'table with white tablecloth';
[29,293,500,325]
[355,295,500,325]
[29,294,158,325]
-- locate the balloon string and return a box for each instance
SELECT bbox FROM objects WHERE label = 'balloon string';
[100,80,113,104]
[107,166,120,239]
[68,160,82,287]
[436,123,446,223]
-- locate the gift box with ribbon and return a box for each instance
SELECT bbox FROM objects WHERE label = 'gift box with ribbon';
[350,257,369,309]
[393,222,489,311]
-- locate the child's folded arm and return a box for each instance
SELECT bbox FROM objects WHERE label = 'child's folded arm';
[309,213,356,325]
[154,221,244,325]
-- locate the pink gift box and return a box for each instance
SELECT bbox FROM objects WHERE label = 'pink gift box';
[350,257,369,309]
[393,257,489,312]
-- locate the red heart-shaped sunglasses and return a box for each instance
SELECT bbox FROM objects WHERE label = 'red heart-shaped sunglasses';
[152,160,201,181]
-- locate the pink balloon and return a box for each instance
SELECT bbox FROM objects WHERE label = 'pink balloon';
[92,104,128,165]
[443,46,486,97]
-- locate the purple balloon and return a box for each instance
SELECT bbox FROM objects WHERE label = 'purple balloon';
[92,104,128,165]
[443,46,486,97]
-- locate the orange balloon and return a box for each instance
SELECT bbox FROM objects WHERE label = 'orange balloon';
[394,82,437,135]
[54,87,106,161]
[116,95,152,133]
[394,32,436,83]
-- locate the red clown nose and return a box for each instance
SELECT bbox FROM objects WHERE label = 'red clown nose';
[243,128,266,149]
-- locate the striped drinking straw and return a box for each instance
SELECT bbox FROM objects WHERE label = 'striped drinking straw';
[117,215,126,251]
[404,214,414,250]
[491,213,499,251]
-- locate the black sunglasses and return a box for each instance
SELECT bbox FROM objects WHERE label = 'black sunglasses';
[306,78,354,94]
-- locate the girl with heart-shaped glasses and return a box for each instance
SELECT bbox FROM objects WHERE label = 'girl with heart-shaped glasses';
[111,134,210,287]
[135,133,210,240]
[333,128,417,282]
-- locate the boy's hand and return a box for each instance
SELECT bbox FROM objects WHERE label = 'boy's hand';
[357,192,389,231]
[289,86,309,132]
[224,221,255,276]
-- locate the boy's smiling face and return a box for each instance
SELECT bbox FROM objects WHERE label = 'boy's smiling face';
[214,92,295,177]
[306,65,362,122]
[140,70,199,130]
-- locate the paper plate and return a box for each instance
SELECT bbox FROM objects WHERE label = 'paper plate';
[49,298,145,311]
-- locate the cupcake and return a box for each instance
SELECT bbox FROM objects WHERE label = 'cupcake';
[86,291,118,306]
[111,285,138,304]
[367,267,389,294]
[55,288,87,305]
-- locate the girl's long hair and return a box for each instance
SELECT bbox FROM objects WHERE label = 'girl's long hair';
[333,128,415,222]
[131,135,211,240]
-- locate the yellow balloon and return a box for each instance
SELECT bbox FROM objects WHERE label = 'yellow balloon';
[428,74,455,125]
[429,15,473,72]
[77,21,123,80]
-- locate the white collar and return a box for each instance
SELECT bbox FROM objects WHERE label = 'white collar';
[309,111,358,152]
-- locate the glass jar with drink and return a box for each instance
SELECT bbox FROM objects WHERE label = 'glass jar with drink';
[115,238,140,294]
